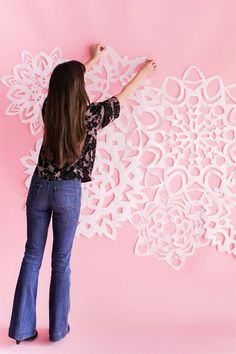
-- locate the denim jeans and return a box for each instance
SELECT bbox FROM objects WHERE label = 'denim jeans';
[8,171,82,342]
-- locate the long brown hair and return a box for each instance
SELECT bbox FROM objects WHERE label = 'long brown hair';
[43,60,90,169]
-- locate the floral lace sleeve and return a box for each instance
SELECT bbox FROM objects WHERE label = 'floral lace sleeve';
[86,96,121,130]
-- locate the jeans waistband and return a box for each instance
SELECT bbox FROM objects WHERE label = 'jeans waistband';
[32,171,81,187]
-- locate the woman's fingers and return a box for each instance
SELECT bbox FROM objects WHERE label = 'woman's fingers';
[146,58,157,67]
[150,60,157,70]
[89,43,106,59]
[93,43,105,51]
[141,58,157,76]
[152,61,157,70]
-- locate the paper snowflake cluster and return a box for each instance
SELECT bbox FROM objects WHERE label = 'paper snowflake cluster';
[2,47,236,270]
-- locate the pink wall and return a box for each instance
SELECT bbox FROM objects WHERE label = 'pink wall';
[0,1,236,353]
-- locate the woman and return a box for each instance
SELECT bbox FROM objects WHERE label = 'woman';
[8,43,157,343]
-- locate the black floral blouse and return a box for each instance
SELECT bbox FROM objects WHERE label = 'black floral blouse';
[34,96,121,183]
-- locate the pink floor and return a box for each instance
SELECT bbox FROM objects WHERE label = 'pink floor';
[1,222,236,354]
[1,319,236,354]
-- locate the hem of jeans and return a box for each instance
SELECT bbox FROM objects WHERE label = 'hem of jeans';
[8,329,36,341]
[49,331,67,342]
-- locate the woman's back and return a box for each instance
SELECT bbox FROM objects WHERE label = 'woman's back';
[36,95,120,182]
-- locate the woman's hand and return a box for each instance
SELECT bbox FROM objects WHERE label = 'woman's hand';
[115,58,157,105]
[139,59,157,77]
[84,43,106,72]
[89,43,106,61]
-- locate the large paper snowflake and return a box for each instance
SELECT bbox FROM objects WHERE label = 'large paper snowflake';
[2,48,236,270]
[1,48,63,135]
[127,66,236,269]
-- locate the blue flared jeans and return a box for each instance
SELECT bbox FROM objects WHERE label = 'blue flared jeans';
[8,171,82,342]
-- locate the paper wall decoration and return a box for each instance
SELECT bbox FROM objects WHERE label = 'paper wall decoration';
[2,47,236,270]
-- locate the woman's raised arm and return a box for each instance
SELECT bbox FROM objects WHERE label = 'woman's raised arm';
[115,59,157,105]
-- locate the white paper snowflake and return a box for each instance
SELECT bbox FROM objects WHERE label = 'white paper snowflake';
[127,66,236,268]
[1,48,63,135]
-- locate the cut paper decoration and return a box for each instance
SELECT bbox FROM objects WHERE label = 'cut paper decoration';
[1,48,63,135]
[2,47,236,270]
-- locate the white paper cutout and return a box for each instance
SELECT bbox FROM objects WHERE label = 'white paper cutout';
[2,48,236,270]
[126,65,236,269]
[1,48,63,135]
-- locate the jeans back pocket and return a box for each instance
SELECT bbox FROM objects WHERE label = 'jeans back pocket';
[26,183,42,207]
[54,187,79,210]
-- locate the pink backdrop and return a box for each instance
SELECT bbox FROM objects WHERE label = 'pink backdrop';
[0,1,236,353]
